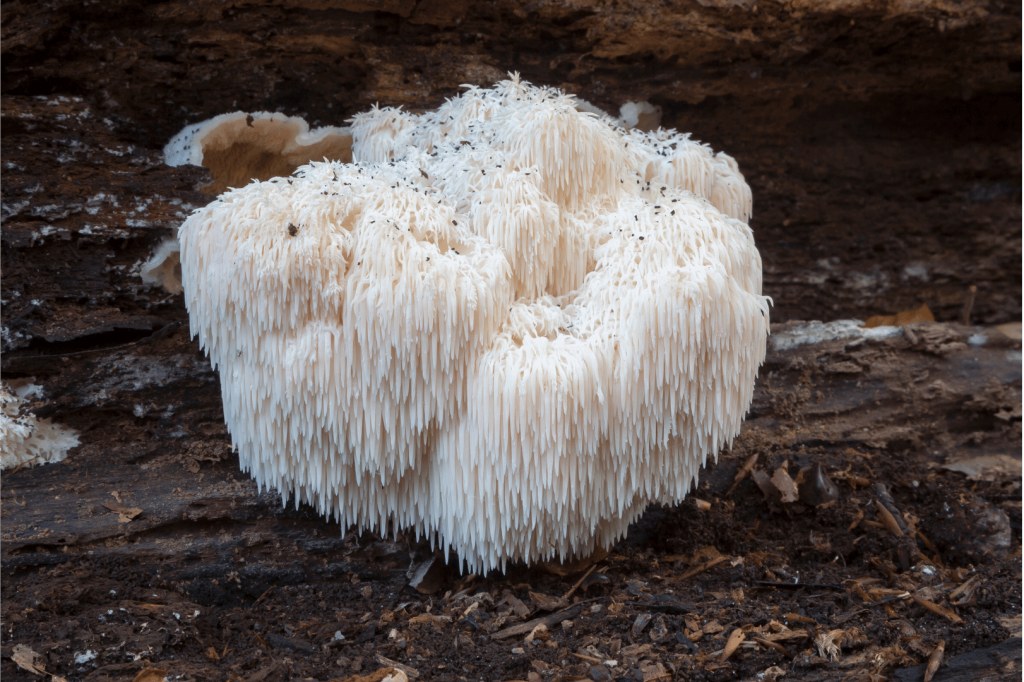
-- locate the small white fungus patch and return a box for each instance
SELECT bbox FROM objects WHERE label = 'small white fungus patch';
[139,237,183,295]
[1,382,80,470]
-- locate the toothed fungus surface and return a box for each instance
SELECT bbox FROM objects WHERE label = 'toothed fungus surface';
[178,76,770,571]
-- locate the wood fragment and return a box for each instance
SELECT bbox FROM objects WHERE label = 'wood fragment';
[752,637,791,656]
[912,595,963,623]
[924,639,945,682]
[676,555,730,581]
[562,564,597,602]
[916,529,940,556]
[720,628,746,662]
[949,574,981,603]
[873,499,905,537]
[871,483,910,533]
[252,586,274,607]
[726,453,759,496]
[848,507,865,532]
[491,602,589,640]
[374,654,420,678]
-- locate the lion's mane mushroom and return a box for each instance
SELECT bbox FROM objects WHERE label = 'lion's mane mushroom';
[178,75,770,571]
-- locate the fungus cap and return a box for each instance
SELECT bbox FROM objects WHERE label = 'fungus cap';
[178,75,769,571]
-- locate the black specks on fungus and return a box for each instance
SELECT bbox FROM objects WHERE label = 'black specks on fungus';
[288,223,298,237]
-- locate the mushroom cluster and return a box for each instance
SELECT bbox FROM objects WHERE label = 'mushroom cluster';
[178,75,769,571]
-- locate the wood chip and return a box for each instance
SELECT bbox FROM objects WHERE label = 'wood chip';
[912,595,963,623]
[873,499,905,537]
[12,644,68,681]
[753,637,791,656]
[720,628,746,662]
[923,639,945,682]
[848,507,865,532]
[676,555,729,581]
[492,602,588,640]
[727,453,759,496]
[374,654,419,678]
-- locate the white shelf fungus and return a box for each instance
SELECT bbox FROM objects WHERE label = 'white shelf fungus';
[164,111,352,194]
[178,75,770,571]
[139,237,183,295]
[1,382,80,470]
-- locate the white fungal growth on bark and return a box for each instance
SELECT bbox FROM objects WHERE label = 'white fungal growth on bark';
[1,382,80,470]
[139,237,183,295]
[178,75,770,571]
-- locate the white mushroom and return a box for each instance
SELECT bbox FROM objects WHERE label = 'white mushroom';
[164,111,352,194]
[178,74,770,571]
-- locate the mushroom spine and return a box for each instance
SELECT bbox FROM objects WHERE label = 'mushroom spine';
[178,75,770,572]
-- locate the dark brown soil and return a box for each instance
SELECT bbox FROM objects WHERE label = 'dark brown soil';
[1,1,1020,680]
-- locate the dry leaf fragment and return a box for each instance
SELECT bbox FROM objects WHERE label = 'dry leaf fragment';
[720,628,746,662]
[752,468,782,506]
[692,497,711,511]
[923,640,945,682]
[771,467,799,503]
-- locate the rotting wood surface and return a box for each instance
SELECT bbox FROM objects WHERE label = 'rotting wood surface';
[2,311,1019,680]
